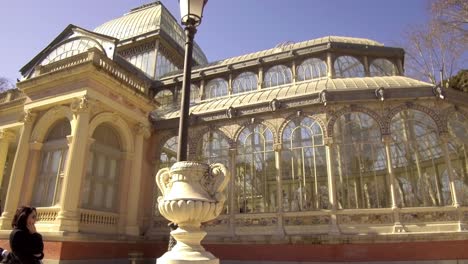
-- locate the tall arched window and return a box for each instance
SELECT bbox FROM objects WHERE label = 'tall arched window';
[333,113,389,209]
[447,112,468,205]
[282,117,328,211]
[159,136,178,169]
[154,90,174,109]
[232,72,258,94]
[153,136,179,216]
[391,110,449,207]
[263,65,292,88]
[334,56,365,78]
[32,119,70,207]
[199,131,231,213]
[190,84,200,104]
[205,78,228,99]
[236,124,275,213]
[81,124,122,212]
[370,58,396,77]
[296,58,327,81]
[41,38,101,66]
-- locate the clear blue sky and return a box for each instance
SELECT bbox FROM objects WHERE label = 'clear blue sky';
[0,0,430,82]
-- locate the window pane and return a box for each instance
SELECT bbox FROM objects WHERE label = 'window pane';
[205,78,228,99]
[297,58,327,81]
[264,65,292,88]
[232,72,258,94]
[370,58,396,76]
[334,56,365,78]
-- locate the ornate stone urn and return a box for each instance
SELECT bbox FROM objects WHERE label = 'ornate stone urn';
[155,161,229,264]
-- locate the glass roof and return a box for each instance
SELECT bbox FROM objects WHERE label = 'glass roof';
[94,2,207,65]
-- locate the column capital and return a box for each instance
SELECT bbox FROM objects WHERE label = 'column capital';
[0,129,16,142]
[22,110,37,124]
[135,123,151,139]
[70,95,90,113]
[273,143,283,152]
[324,137,334,146]
[229,148,237,155]
[382,134,394,144]
[439,132,451,143]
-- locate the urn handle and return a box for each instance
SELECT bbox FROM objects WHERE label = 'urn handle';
[155,167,171,197]
[209,163,230,201]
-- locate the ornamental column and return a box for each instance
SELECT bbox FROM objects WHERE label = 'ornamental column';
[21,141,43,205]
[324,137,340,235]
[56,96,90,232]
[228,147,236,238]
[273,143,285,237]
[0,129,16,191]
[440,133,460,207]
[126,123,151,236]
[0,111,36,229]
[382,134,405,233]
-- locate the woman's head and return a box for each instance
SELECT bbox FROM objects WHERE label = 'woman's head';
[11,206,37,230]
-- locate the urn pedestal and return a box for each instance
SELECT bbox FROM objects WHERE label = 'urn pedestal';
[155,161,229,264]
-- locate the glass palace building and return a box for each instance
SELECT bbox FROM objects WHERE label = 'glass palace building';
[0,2,467,263]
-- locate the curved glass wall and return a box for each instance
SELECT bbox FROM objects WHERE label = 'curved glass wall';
[390,110,449,207]
[41,38,101,66]
[333,113,388,209]
[334,56,365,78]
[120,42,157,78]
[32,119,70,207]
[448,112,468,205]
[370,58,396,77]
[82,124,122,212]
[205,78,228,99]
[296,58,327,81]
[232,72,258,94]
[282,117,328,211]
[263,65,292,88]
[156,50,178,79]
[236,124,276,213]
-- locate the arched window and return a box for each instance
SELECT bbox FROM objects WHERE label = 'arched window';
[154,90,174,109]
[447,112,468,205]
[160,136,178,169]
[370,58,396,77]
[232,72,258,94]
[391,110,449,207]
[199,131,231,214]
[282,117,328,211]
[153,136,179,216]
[296,58,327,81]
[81,124,122,212]
[41,38,101,65]
[205,78,228,99]
[190,84,200,104]
[334,56,365,78]
[263,65,292,88]
[236,124,275,213]
[333,113,388,209]
[32,119,70,207]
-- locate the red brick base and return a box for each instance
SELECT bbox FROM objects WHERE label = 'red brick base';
[1,239,468,262]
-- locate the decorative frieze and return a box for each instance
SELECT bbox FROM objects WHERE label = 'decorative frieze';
[337,213,393,225]
[401,211,458,223]
[284,215,330,225]
[235,217,277,227]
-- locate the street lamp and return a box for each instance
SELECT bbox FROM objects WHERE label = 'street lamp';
[177,0,207,161]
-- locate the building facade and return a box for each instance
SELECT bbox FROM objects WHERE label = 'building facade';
[0,2,468,263]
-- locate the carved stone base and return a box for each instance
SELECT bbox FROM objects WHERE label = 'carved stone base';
[157,227,219,264]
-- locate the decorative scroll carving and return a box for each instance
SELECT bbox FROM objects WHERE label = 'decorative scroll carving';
[235,217,277,226]
[284,215,330,225]
[338,214,393,225]
[70,95,90,113]
[401,211,458,223]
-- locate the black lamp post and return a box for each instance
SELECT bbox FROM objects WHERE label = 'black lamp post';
[177,0,207,161]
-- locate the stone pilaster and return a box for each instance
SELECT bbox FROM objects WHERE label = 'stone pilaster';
[228,147,236,238]
[125,123,151,236]
[0,129,16,191]
[21,141,43,205]
[56,96,90,232]
[0,110,36,229]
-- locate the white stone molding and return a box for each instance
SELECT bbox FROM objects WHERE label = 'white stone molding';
[30,106,73,142]
[88,112,134,153]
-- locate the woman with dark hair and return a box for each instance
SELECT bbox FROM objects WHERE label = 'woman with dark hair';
[8,206,44,264]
